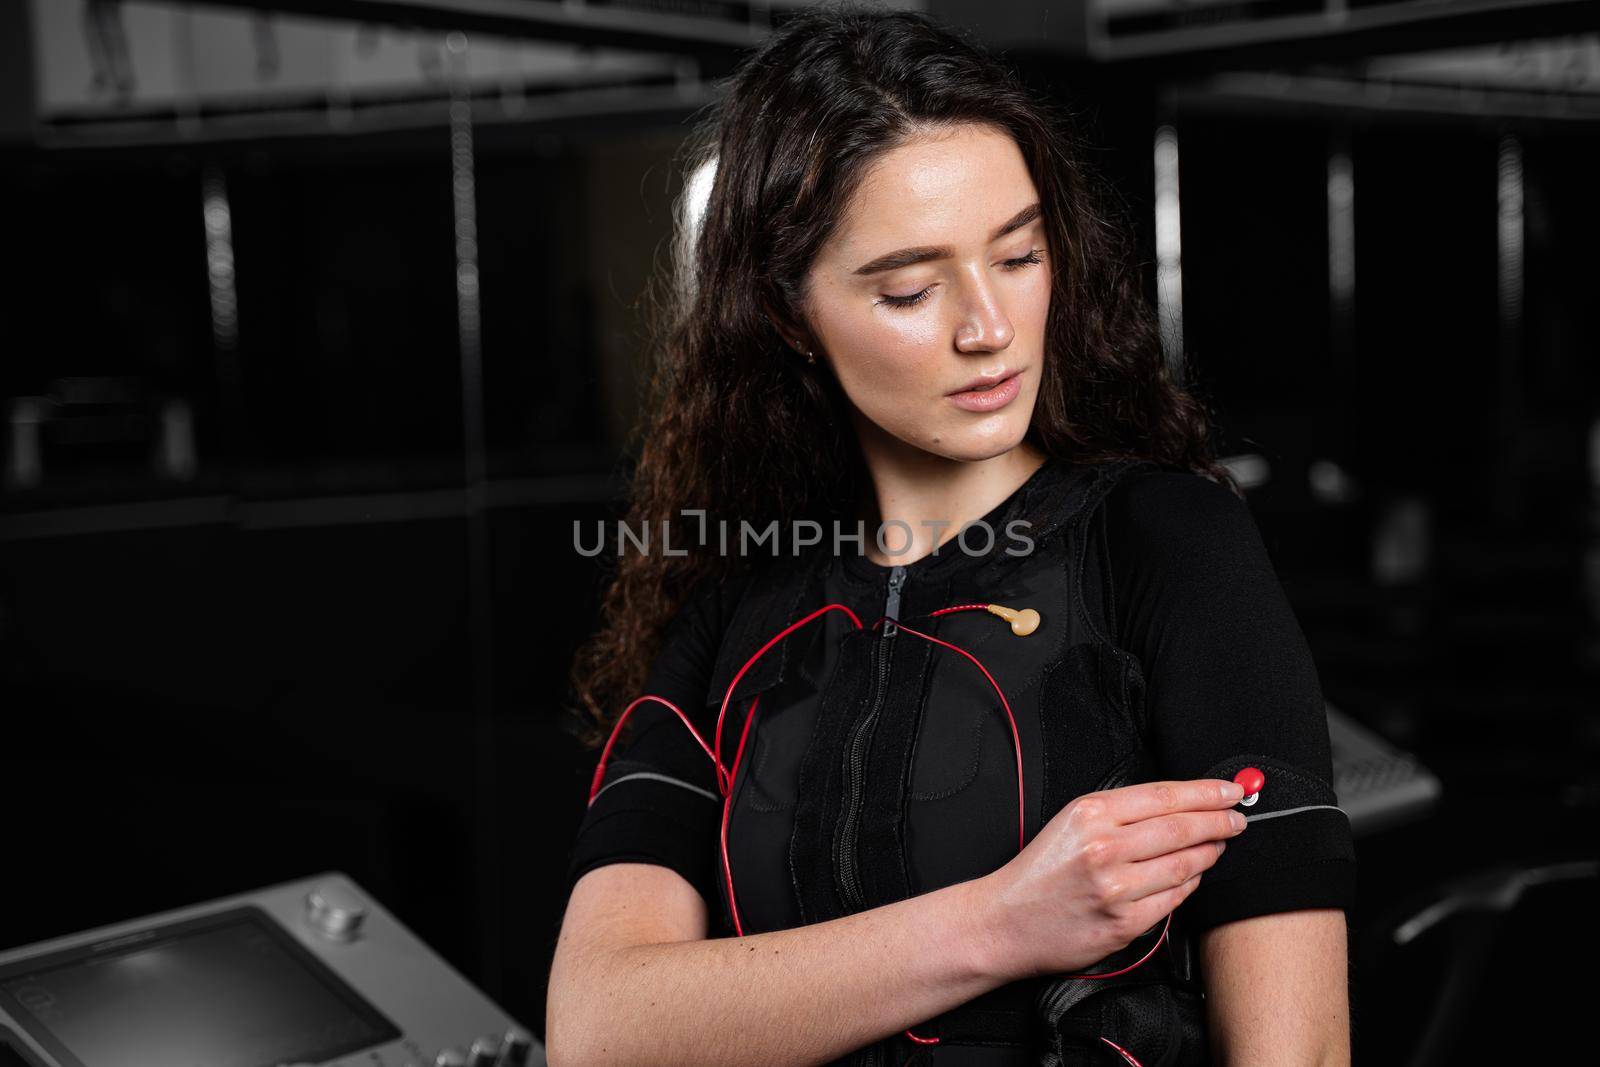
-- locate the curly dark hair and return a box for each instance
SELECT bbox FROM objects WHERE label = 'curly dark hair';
[564,2,1233,750]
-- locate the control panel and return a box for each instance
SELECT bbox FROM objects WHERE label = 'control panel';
[0,872,545,1067]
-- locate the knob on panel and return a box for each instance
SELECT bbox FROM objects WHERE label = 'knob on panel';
[499,1028,533,1066]
[467,1037,500,1067]
[304,882,367,941]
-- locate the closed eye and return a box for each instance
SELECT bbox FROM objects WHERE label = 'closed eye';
[877,248,1046,310]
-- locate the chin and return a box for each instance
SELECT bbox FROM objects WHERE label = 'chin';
[914,417,1034,464]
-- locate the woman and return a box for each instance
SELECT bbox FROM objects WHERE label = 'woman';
[547,6,1354,1065]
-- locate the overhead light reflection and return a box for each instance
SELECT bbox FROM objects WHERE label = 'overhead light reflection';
[1153,123,1184,383]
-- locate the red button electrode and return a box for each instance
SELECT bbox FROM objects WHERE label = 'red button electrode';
[1233,766,1265,807]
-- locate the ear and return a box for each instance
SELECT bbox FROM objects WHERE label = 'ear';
[759,294,807,352]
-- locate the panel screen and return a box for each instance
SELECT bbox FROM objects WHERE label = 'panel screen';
[0,907,398,1067]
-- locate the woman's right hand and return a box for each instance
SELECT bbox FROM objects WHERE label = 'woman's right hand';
[977,778,1248,980]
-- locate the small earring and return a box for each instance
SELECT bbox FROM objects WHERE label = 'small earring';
[804,348,816,365]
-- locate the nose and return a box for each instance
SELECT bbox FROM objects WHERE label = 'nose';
[953,274,1015,354]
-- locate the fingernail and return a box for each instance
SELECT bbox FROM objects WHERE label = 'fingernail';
[1215,841,1227,855]
[1222,781,1244,801]
[1229,812,1247,831]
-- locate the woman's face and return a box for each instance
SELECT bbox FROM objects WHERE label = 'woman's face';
[800,123,1050,464]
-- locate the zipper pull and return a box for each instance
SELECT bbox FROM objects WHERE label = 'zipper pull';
[882,564,906,638]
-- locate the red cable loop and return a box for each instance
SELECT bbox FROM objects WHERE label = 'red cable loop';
[588,599,1167,1060]
[718,686,935,1050]
[588,694,723,804]
[714,603,863,781]
[1065,912,1172,980]
[892,620,1026,854]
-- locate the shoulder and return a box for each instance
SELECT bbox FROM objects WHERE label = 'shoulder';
[663,564,759,648]
[1100,466,1275,596]
[1105,464,1254,541]
[1106,465,1247,527]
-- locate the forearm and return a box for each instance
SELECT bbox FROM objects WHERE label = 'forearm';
[553,875,1007,1067]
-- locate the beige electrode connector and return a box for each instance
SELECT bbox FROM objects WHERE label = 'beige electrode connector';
[984,604,1040,636]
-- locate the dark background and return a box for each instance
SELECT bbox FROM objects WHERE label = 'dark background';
[2,1,1597,1063]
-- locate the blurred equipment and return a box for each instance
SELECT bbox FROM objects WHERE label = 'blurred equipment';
[1362,860,1599,1067]
[13,0,757,146]
[927,0,1600,65]
[4,379,196,490]
[1218,451,1270,491]
[1,1025,48,1067]
[1327,702,1443,836]
[0,873,545,1067]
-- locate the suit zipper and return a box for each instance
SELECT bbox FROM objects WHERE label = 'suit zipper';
[836,563,905,913]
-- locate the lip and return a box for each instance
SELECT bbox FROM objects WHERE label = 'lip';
[946,369,1023,413]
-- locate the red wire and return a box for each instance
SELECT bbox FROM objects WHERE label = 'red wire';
[714,603,863,775]
[707,602,942,1048]
[889,619,1026,854]
[1099,1035,1145,1066]
[929,603,992,616]
[589,599,1165,1059]
[894,607,1173,982]
[1067,913,1172,980]
[720,694,763,936]
[588,694,721,804]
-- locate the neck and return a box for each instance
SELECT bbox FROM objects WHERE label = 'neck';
[852,431,1049,568]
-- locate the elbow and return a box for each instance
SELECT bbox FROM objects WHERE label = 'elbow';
[544,970,594,1067]
[546,971,634,1067]
[544,993,602,1067]
[547,1033,641,1067]
[541,1021,573,1067]
[544,1015,596,1067]
[542,1038,584,1067]
[1316,1034,1352,1067]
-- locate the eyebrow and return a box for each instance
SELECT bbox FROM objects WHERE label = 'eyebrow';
[852,202,1043,276]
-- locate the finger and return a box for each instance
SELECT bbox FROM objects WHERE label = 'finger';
[1118,840,1225,901]
[1126,872,1204,926]
[1102,779,1244,825]
[1118,809,1246,864]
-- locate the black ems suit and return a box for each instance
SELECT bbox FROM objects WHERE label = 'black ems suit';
[564,456,1356,1065]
